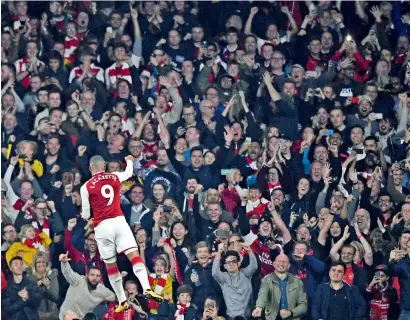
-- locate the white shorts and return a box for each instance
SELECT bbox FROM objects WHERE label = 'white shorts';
[94,215,138,260]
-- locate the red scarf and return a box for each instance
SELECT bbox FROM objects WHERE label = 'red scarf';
[13,15,26,32]
[245,155,257,171]
[163,238,183,285]
[147,273,168,310]
[267,181,281,190]
[73,64,102,79]
[23,230,45,251]
[148,273,167,295]
[17,57,43,88]
[32,219,50,237]
[107,62,132,88]
[64,36,79,65]
[174,303,190,320]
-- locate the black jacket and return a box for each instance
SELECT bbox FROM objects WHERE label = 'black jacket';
[2,274,43,320]
[312,282,366,320]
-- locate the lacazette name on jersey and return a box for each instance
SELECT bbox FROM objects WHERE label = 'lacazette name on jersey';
[90,173,119,189]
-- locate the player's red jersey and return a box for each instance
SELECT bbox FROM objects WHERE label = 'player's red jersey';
[80,160,133,226]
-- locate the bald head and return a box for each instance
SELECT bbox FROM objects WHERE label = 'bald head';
[89,155,106,174]
[273,254,290,275]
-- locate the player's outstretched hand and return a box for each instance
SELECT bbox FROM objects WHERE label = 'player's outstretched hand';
[125,155,134,163]
[59,251,71,263]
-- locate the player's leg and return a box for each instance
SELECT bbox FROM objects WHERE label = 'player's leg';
[104,257,129,312]
[115,216,163,302]
[123,249,163,302]
[94,219,128,312]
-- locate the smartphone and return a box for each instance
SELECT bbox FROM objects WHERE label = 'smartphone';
[245,137,251,143]
[106,27,113,33]
[163,205,173,213]
[325,129,334,136]
[346,34,352,42]
[398,159,408,170]
[351,97,359,104]
[221,169,232,175]
[375,113,383,120]
[384,83,394,91]
[369,30,376,36]
[4,27,9,32]
[203,41,208,49]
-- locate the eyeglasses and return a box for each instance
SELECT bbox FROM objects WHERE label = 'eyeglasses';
[4,229,16,234]
[183,112,195,117]
[225,259,238,265]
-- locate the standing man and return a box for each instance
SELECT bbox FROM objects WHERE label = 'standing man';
[80,155,163,313]
[252,254,308,320]
[312,261,367,320]
[2,256,42,320]
[59,252,115,319]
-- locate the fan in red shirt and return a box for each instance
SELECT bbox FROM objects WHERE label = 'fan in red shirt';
[80,155,163,313]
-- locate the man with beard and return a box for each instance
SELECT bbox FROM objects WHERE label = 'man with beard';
[387,163,410,204]
[288,240,325,320]
[144,148,180,198]
[59,251,115,319]
[243,34,258,61]
[39,134,74,194]
[375,112,407,164]
[347,95,379,135]
[237,141,262,178]
[64,218,104,277]
[178,176,202,215]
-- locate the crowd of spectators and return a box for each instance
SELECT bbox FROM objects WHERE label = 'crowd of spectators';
[1,1,410,320]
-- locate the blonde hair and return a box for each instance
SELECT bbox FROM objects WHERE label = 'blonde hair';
[18,224,34,240]
[31,251,51,278]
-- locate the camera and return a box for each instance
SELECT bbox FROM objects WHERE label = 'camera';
[162,205,173,213]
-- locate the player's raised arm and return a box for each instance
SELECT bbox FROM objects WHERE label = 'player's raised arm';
[80,184,91,220]
[113,155,135,182]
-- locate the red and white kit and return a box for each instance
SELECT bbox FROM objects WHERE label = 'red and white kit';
[80,159,136,260]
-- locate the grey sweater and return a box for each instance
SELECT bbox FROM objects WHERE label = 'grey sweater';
[59,262,115,320]
[212,253,258,318]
